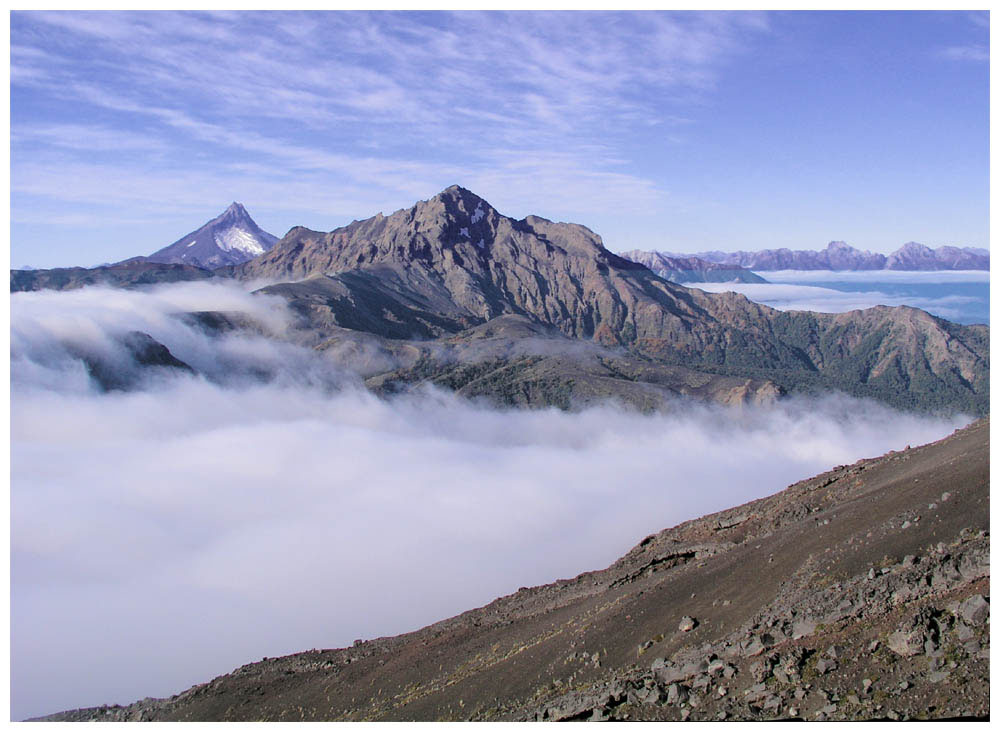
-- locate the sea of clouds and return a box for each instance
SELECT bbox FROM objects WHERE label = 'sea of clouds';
[693,269,989,324]
[10,281,973,720]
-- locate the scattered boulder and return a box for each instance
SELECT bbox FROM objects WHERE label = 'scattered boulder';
[887,630,923,658]
[954,594,989,626]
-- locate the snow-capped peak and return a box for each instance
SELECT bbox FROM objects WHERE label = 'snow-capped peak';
[145,203,279,269]
[214,227,267,256]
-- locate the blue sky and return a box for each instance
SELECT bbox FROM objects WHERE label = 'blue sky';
[10,10,990,268]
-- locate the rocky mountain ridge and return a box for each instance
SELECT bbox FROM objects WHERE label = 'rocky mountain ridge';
[8,186,990,415]
[617,250,767,283]
[36,418,989,722]
[229,186,988,414]
[667,240,989,271]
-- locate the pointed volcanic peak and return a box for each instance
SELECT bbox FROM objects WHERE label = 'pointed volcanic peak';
[146,203,279,269]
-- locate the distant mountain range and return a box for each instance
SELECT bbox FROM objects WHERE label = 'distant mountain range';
[617,250,766,284]
[656,240,989,271]
[144,202,279,268]
[9,187,990,415]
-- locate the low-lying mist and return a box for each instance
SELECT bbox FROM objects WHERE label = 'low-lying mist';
[10,282,973,720]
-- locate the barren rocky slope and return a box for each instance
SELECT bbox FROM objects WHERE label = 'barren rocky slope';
[38,418,989,722]
[232,186,988,414]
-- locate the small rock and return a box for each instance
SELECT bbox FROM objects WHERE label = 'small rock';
[902,555,917,567]
[762,694,782,712]
[887,630,922,657]
[956,594,990,626]
[928,503,938,509]
[929,670,951,683]
[717,686,728,698]
[899,680,910,691]
[791,618,816,640]
[788,706,799,717]
[680,709,691,721]
[953,622,973,641]
[901,521,911,529]
[678,616,698,632]
[815,658,837,674]
[666,683,689,706]
[691,674,711,691]
[940,492,952,502]
[740,635,766,657]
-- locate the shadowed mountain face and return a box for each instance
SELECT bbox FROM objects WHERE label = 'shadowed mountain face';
[36,419,990,722]
[235,186,988,414]
[147,203,279,269]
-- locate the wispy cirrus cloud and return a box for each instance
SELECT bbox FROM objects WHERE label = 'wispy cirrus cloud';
[940,44,989,62]
[11,10,769,264]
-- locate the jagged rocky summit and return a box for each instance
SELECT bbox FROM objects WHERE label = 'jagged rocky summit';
[36,419,990,721]
[231,186,988,414]
[662,240,989,271]
[8,186,991,414]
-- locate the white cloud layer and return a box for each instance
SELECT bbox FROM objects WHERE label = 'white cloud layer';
[10,283,972,720]
[759,269,990,285]
[691,273,989,324]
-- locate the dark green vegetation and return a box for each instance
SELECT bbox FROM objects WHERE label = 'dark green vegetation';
[10,186,989,415]
[38,419,990,721]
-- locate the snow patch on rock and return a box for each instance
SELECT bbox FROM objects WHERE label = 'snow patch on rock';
[214,227,266,256]
[471,201,485,224]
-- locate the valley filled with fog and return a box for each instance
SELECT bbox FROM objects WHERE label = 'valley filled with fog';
[10,281,974,720]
